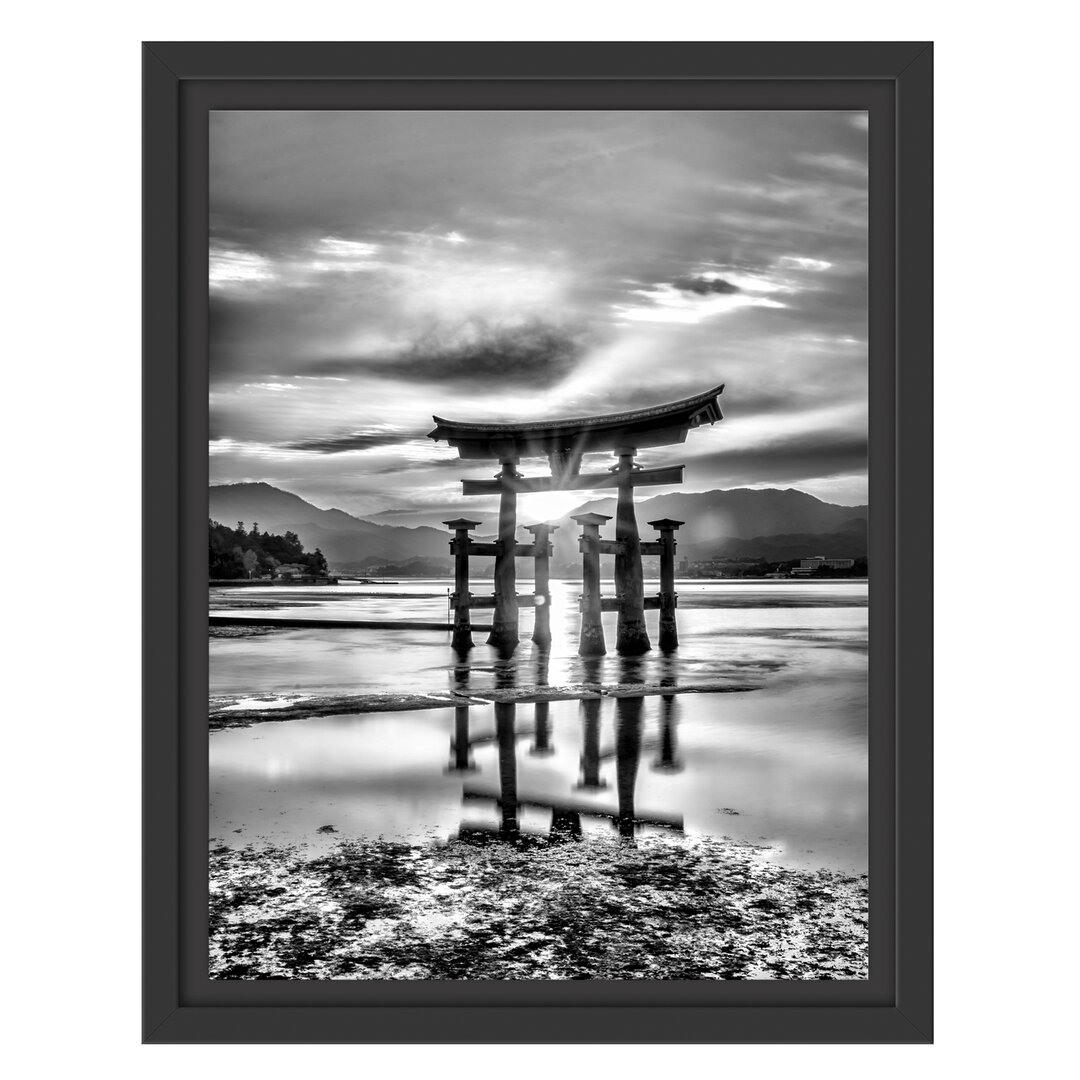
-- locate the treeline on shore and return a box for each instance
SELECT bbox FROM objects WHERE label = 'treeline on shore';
[209,519,329,580]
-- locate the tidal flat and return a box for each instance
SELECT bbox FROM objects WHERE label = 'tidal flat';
[209,579,869,980]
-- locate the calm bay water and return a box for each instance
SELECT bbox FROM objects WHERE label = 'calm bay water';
[209,579,868,873]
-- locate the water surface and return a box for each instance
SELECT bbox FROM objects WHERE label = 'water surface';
[210,579,867,873]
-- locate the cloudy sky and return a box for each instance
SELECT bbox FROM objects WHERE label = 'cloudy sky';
[210,110,868,526]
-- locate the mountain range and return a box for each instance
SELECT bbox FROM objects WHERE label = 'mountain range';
[207,482,450,569]
[208,482,867,572]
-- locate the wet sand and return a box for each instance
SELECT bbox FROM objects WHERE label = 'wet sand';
[209,681,759,729]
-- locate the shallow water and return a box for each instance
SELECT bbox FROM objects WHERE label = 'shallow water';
[209,579,867,873]
[209,579,865,694]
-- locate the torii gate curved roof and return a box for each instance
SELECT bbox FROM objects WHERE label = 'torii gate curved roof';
[428,382,724,461]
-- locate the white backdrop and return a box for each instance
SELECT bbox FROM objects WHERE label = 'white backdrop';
[4,4,1074,1074]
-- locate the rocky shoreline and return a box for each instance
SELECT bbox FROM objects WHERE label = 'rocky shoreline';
[209,834,868,980]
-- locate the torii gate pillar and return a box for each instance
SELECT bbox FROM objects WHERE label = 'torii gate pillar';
[573,512,610,656]
[443,517,481,655]
[525,522,557,649]
[614,449,651,656]
[487,460,520,656]
[649,517,684,652]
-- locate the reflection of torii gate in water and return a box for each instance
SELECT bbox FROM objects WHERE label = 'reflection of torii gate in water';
[429,383,724,658]
[446,656,686,842]
[453,695,686,841]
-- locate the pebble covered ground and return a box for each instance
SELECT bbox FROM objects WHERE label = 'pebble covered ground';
[209,834,868,980]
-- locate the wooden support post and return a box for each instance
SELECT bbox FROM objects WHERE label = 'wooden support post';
[487,461,520,657]
[525,522,557,649]
[614,449,650,656]
[572,512,610,656]
[614,694,644,838]
[648,518,684,652]
[442,517,482,654]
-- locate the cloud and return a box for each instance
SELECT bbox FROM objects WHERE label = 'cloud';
[686,429,868,488]
[208,110,868,520]
[777,256,833,272]
[614,282,784,325]
[316,236,380,258]
[795,152,868,178]
[209,247,275,287]
[308,318,592,389]
[361,455,470,476]
[671,275,740,295]
[278,429,422,453]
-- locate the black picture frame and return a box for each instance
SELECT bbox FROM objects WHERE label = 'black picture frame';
[143,40,932,1044]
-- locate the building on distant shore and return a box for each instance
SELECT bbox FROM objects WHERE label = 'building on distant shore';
[790,555,856,577]
[272,563,310,580]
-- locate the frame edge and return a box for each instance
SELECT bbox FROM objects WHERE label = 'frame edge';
[142,39,934,1044]
[143,40,934,81]
[894,41,934,1043]
[143,41,183,1044]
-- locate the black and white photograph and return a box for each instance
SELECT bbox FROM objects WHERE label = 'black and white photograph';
[207,108,870,981]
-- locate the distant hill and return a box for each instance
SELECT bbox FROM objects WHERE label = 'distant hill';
[208,482,866,575]
[558,487,866,545]
[208,482,450,567]
[688,529,868,563]
[544,487,866,572]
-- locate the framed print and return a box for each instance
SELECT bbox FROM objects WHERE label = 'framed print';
[143,41,932,1043]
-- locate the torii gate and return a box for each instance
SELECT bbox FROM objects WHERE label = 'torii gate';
[429,383,724,657]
